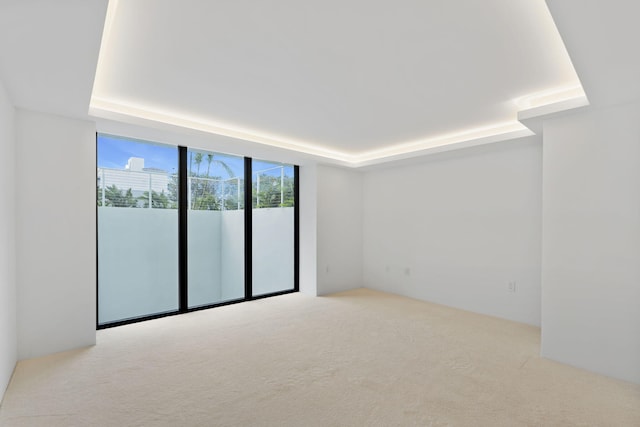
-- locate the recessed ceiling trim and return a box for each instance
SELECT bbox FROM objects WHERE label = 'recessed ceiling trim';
[89,93,590,167]
[90,96,545,167]
[91,0,119,101]
[90,96,355,162]
[354,121,531,162]
[90,0,589,168]
[513,84,587,109]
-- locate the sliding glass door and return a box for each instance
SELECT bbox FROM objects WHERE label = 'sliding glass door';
[97,134,299,328]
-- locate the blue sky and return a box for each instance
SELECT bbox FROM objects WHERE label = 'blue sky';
[97,134,179,173]
[97,134,293,178]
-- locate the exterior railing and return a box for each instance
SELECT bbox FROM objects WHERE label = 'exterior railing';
[188,175,242,211]
[97,165,293,210]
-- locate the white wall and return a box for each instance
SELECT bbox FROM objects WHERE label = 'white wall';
[362,137,542,326]
[541,102,640,384]
[316,165,363,295]
[299,164,318,296]
[0,79,17,401]
[15,110,97,360]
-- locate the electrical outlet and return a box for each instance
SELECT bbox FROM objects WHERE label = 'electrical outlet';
[508,281,517,292]
[404,267,411,276]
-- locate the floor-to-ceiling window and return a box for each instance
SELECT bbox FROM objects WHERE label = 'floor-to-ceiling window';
[97,135,179,324]
[97,134,298,328]
[252,159,296,296]
[187,149,245,308]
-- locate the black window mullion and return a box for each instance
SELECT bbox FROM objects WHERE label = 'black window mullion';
[244,157,253,300]
[95,133,99,329]
[178,146,188,312]
[294,165,300,292]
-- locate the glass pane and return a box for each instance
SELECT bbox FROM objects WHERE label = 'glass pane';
[97,135,179,324]
[252,160,295,296]
[187,150,245,307]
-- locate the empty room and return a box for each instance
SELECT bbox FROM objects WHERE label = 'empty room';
[1,0,639,425]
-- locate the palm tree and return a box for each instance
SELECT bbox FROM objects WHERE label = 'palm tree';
[194,152,203,177]
[189,152,235,210]
[215,157,235,179]
[205,154,213,177]
[190,152,236,210]
[211,156,236,210]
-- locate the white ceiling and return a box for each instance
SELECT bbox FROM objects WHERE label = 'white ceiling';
[91,0,584,165]
[0,0,106,119]
[2,1,638,167]
[546,0,640,108]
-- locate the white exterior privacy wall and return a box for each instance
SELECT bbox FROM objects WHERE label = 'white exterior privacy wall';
[98,207,294,322]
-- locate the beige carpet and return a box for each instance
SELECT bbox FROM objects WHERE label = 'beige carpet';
[1,288,639,426]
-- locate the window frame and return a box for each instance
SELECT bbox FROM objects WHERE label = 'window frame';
[96,134,299,329]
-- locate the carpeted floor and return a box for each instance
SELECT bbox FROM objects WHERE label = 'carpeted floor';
[1,288,639,426]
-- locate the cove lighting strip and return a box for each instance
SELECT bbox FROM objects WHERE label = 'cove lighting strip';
[90,0,587,167]
[89,90,585,167]
[513,85,586,110]
[90,97,355,162]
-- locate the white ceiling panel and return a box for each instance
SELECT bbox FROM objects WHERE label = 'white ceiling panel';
[91,0,584,165]
[0,0,107,118]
